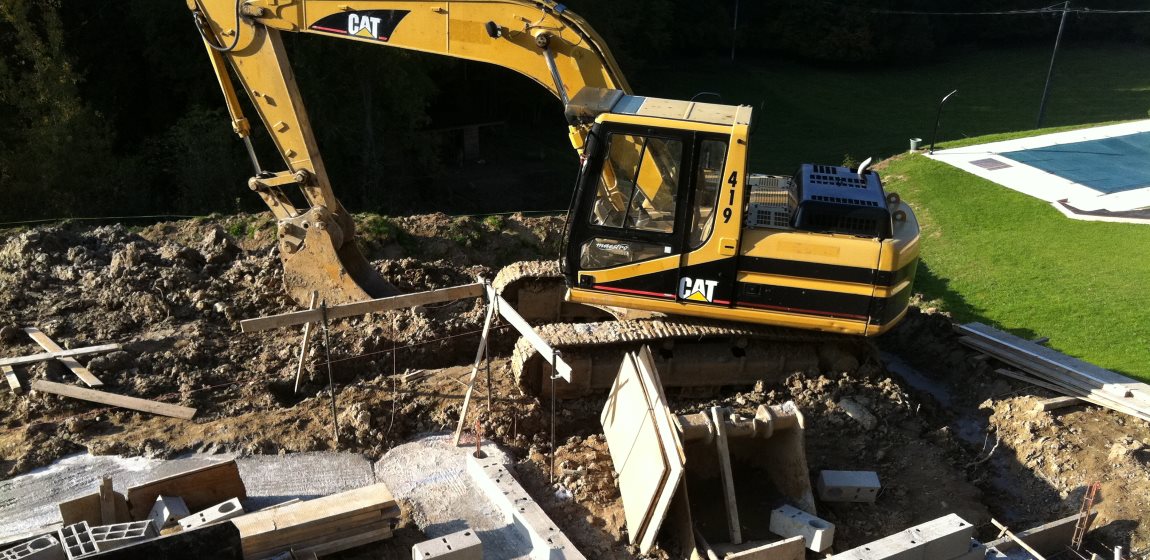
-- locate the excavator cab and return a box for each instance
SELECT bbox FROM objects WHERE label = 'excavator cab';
[562,87,920,336]
[562,87,751,318]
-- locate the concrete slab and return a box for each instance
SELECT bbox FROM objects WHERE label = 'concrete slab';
[412,527,483,560]
[768,505,834,552]
[817,470,880,503]
[374,433,532,560]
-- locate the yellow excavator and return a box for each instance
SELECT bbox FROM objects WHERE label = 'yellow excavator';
[188,0,920,393]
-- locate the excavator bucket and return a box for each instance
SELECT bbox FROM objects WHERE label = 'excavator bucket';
[276,207,399,307]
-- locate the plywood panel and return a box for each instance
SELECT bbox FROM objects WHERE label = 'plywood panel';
[126,460,246,520]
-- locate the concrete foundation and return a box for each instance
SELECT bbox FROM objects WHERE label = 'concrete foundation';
[817,471,881,503]
[768,505,834,552]
[412,527,483,560]
[467,454,584,560]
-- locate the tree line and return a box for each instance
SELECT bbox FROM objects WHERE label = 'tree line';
[1,0,1146,222]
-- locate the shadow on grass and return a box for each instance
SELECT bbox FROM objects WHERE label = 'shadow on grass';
[914,261,1050,342]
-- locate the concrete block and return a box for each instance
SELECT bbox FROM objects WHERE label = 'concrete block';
[952,539,988,560]
[178,498,244,530]
[87,520,243,560]
[411,527,483,560]
[0,535,65,560]
[467,454,585,560]
[56,523,96,560]
[831,514,974,560]
[817,470,881,503]
[89,521,157,552]
[768,505,834,552]
[147,495,190,532]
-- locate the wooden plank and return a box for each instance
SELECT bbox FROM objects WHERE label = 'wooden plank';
[126,460,246,520]
[993,368,1150,422]
[240,283,485,333]
[59,492,102,526]
[960,323,1150,404]
[0,343,121,367]
[23,327,104,387]
[241,510,384,551]
[493,288,573,382]
[3,365,22,394]
[1034,396,1084,412]
[31,380,197,420]
[99,477,116,524]
[292,525,393,558]
[230,483,396,541]
[248,518,391,558]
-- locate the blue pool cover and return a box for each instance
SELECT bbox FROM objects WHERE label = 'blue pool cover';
[1002,131,1150,194]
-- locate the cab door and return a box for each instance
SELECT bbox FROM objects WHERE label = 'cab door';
[564,122,693,302]
[673,135,741,307]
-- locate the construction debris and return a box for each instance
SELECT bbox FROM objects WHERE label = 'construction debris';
[958,322,1150,422]
[3,365,22,394]
[178,498,245,531]
[22,328,105,387]
[125,460,246,520]
[769,505,834,552]
[831,514,977,560]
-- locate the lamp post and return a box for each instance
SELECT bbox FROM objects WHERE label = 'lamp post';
[929,89,958,155]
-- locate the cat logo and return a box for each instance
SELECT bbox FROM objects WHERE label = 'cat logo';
[347,13,382,38]
[308,10,409,43]
[678,277,719,303]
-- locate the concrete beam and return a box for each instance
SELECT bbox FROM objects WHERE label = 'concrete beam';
[467,454,584,560]
[817,470,881,503]
[831,514,974,560]
[178,498,244,531]
[985,511,1094,556]
[768,505,834,552]
[411,527,483,559]
[89,521,157,552]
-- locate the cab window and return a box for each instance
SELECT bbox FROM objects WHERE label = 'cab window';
[589,133,682,234]
[688,139,727,249]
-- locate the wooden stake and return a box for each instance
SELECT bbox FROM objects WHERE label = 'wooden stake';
[294,291,319,394]
[23,328,105,387]
[711,406,742,545]
[452,286,496,446]
[99,477,116,524]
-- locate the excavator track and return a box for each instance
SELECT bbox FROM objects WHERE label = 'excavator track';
[496,261,875,397]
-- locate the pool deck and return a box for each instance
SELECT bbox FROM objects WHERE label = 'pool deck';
[927,120,1150,223]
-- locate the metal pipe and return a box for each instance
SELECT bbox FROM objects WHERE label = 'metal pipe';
[929,89,958,155]
[1037,2,1070,129]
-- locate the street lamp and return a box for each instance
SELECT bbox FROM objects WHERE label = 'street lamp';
[929,89,958,155]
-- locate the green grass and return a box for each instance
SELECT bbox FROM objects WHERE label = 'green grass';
[635,45,1150,174]
[878,150,1150,382]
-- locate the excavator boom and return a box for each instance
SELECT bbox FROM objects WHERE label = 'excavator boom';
[188,0,631,305]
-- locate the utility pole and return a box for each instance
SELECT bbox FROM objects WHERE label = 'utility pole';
[730,0,740,62]
[1036,1,1070,129]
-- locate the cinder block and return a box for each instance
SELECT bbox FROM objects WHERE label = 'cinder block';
[89,521,157,552]
[148,495,190,532]
[467,455,584,560]
[817,470,881,503]
[178,498,244,530]
[768,505,834,552]
[57,523,97,560]
[0,535,66,560]
[411,527,483,560]
[831,514,974,560]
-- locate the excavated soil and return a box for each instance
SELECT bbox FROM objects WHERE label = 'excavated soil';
[0,214,1147,558]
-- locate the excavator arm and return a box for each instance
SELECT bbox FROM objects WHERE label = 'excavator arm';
[187,0,631,305]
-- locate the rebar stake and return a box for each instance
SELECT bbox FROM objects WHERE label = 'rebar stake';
[320,300,339,449]
[549,349,558,485]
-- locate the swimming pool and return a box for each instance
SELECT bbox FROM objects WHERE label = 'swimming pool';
[1002,131,1150,195]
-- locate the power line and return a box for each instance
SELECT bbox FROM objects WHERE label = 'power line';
[872,5,1150,15]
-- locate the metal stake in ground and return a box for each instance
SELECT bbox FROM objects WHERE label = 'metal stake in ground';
[320,301,339,448]
[550,348,559,485]
[293,291,319,394]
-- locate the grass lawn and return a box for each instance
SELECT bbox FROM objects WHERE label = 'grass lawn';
[635,44,1150,174]
[877,149,1150,382]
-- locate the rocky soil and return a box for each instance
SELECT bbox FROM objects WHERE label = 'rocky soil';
[0,214,1147,558]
